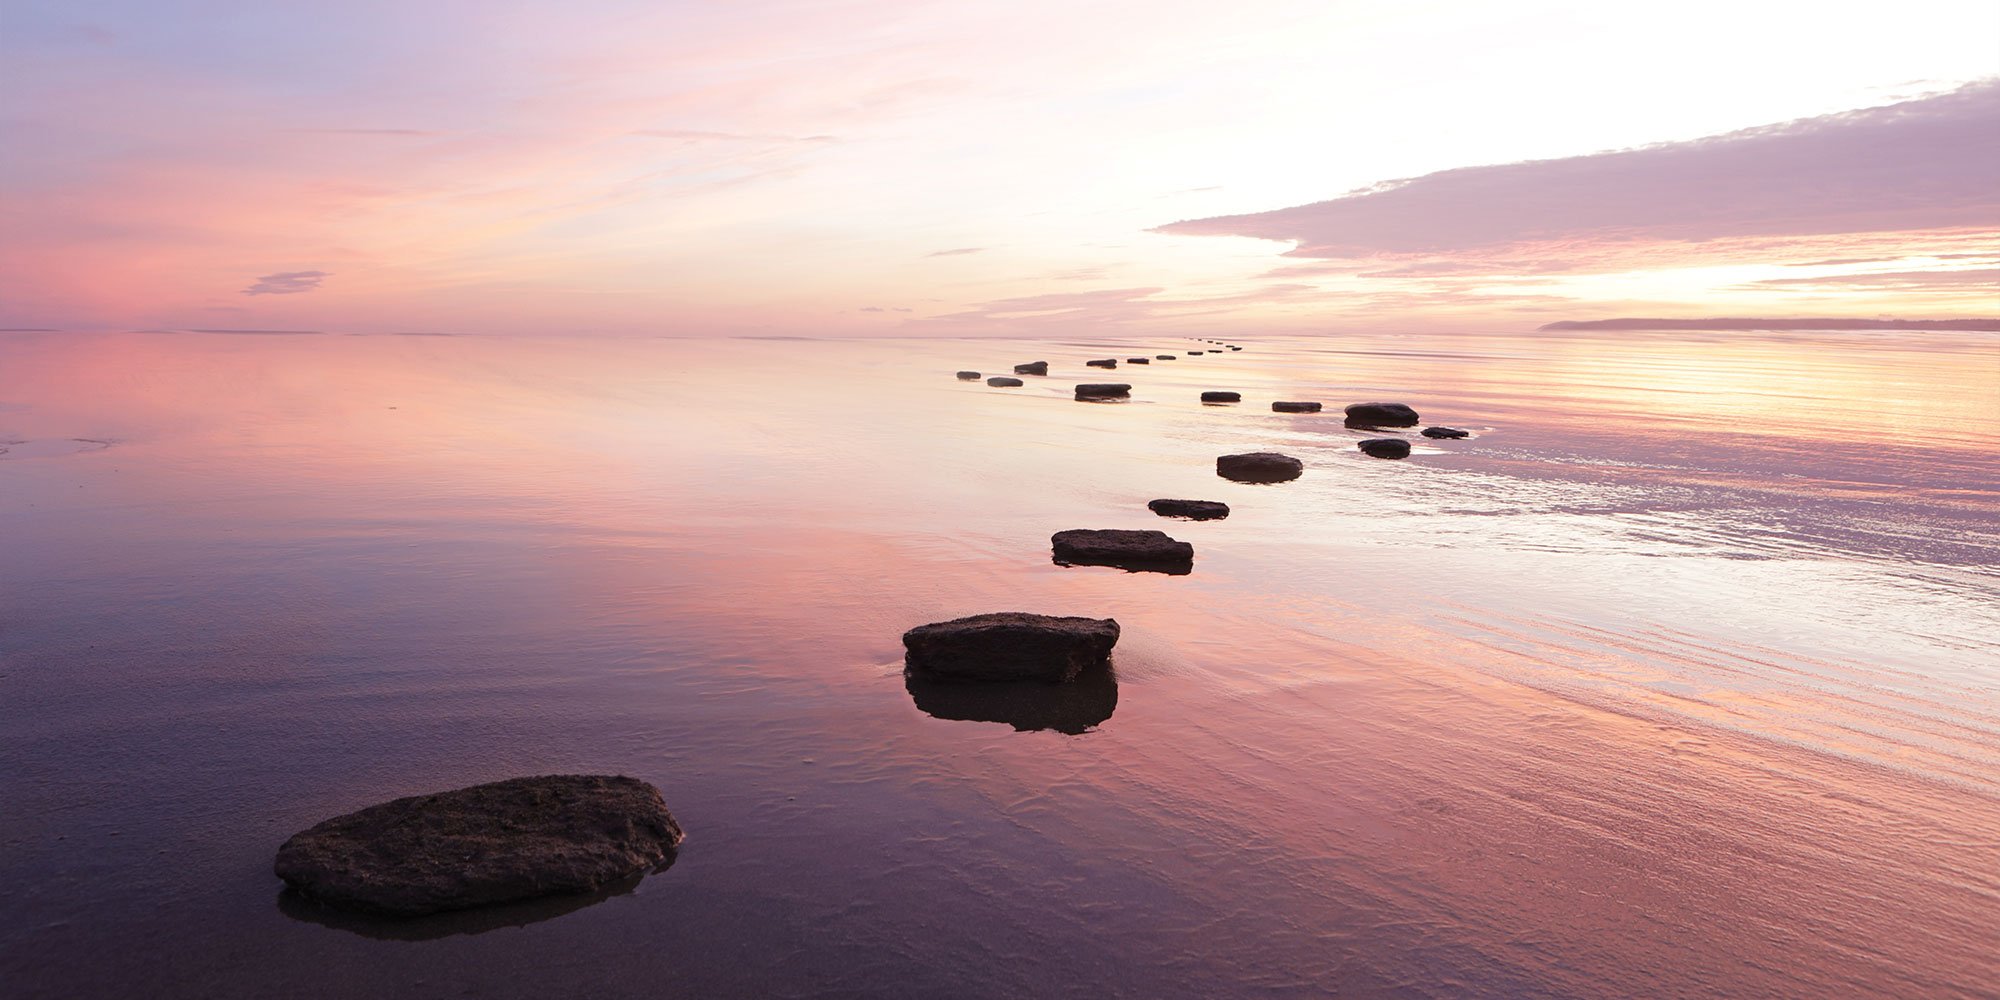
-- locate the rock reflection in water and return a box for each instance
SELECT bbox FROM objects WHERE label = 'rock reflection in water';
[904,667,1118,734]
[276,868,657,941]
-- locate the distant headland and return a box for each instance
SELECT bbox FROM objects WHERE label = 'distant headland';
[1539,318,2000,332]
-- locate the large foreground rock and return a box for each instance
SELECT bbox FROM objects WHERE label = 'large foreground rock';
[1148,499,1229,520]
[275,775,684,917]
[1345,402,1420,427]
[1358,438,1412,459]
[903,612,1120,682]
[1051,528,1193,573]
[1217,451,1303,483]
[1075,383,1132,399]
[1272,401,1322,413]
[1013,361,1049,376]
[987,376,1024,387]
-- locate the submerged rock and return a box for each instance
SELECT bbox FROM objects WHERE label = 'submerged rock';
[1345,402,1420,427]
[274,775,684,917]
[1074,383,1132,399]
[1013,361,1049,376]
[956,370,981,380]
[1358,438,1412,459]
[1201,391,1241,403]
[1422,426,1469,439]
[1085,359,1118,369]
[1217,452,1304,483]
[903,612,1120,682]
[1271,401,1322,413]
[1148,499,1230,520]
[1051,528,1194,573]
[1127,357,1151,364]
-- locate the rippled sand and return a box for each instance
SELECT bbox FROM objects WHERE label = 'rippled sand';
[1,328,1995,998]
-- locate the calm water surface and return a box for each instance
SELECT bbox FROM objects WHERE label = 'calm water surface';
[2,329,1997,998]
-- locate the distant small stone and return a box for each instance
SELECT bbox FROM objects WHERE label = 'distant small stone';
[1075,383,1132,399]
[1345,402,1420,427]
[1229,346,1242,351]
[1085,359,1118,369]
[1013,361,1049,376]
[903,612,1120,683]
[1201,391,1241,403]
[274,775,684,917]
[1148,499,1229,520]
[1217,452,1304,483]
[987,376,1024,387]
[1272,401,1322,413]
[1127,357,1151,364]
[1422,426,1469,439]
[1358,438,1411,459]
[1156,355,1176,361]
[956,371,981,380]
[1187,351,1205,355]
[1052,529,1194,573]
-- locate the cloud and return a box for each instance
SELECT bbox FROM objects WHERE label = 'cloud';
[1157,81,2000,268]
[1744,268,2000,291]
[285,128,438,136]
[242,270,330,295]
[927,247,985,257]
[629,129,836,144]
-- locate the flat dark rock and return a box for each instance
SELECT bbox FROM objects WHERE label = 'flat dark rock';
[1422,426,1469,439]
[987,376,1024,387]
[1085,359,1118,368]
[1272,401,1322,413]
[1148,499,1230,520]
[1358,438,1412,459]
[955,371,981,380]
[1217,451,1303,483]
[1052,528,1194,573]
[274,775,684,917]
[1229,346,1242,351]
[1156,355,1176,360]
[1127,357,1150,364]
[1345,402,1420,427]
[1187,351,1205,355]
[1201,391,1241,403]
[1013,361,1049,376]
[1074,383,1132,398]
[903,612,1120,683]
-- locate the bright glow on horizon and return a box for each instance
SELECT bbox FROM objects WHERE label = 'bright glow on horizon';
[1,0,1996,335]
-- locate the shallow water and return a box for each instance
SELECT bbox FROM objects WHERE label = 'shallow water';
[2,328,1996,999]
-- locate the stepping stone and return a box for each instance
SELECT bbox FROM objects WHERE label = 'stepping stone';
[1147,499,1229,520]
[274,776,685,917]
[1345,402,1419,427]
[1201,391,1241,403]
[1358,438,1412,459]
[1216,452,1304,483]
[903,612,1120,683]
[1051,529,1194,574]
[987,376,1024,387]
[1272,401,1322,413]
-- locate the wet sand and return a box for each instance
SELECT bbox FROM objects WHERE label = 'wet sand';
[1,328,1996,998]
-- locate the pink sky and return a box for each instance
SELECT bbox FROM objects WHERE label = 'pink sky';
[2,0,1996,336]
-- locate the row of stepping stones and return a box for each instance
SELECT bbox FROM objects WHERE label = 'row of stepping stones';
[268,340,1482,922]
